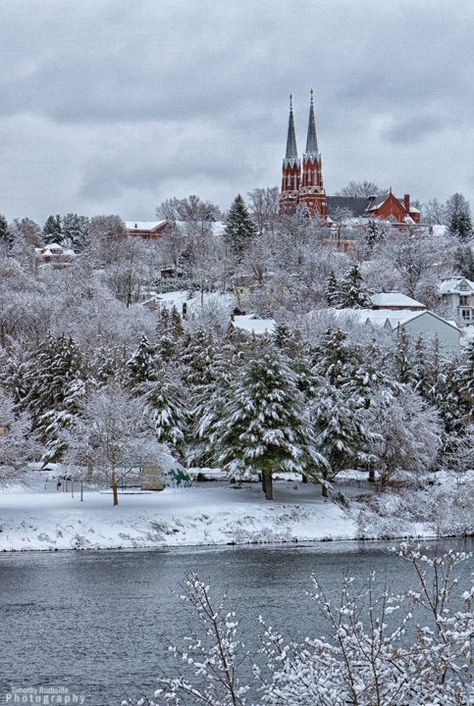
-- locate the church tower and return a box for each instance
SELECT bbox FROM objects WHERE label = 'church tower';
[298,90,327,218]
[279,95,301,215]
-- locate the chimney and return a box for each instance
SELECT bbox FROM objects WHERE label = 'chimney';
[404,194,410,212]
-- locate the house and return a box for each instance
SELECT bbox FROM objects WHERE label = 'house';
[439,277,474,326]
[328,308,460,353]
[125,220,171,239]
[231,314,277,336]
[35,243,76,269]
[370,292,426,312]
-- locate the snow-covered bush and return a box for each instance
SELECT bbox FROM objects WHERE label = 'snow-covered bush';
[124,544,473,706]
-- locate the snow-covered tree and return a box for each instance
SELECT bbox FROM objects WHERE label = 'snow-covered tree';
[141,367,188,459]
[0,394,40,485]
[65,384,158,506]
[214,348,325,499]
[126,335,158,391]
[247,186,280,236]
[126,545,473,706]
[224,194,256,258]
[337,180,383,197]
[62,212,90,251]
[340,264,371,308]
[446,192,473,241]
[365,387,441,484]
[42,214,63,244]
[0,213,13,254]
[17,334,86,462]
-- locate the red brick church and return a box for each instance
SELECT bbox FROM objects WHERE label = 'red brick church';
[279,92,421,226]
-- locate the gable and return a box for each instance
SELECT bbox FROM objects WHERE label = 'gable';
[368,193,407,221]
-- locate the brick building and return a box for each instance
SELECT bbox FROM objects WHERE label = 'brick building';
[279,93,421,226]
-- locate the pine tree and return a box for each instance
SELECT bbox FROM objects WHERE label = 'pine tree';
[224,194,256,258]
[447,193,473,242]
[312,381,372,495]
[326,270,344,307]
[458,340,474,421]
[454,246,474,280]
[340,264,371,308]
[43,214,63,244]
[0,214,13,252]
[18,334,86,462]
[394,329,414,385]
[363,219,385,251]
[141,367,188,459]
[62,213,90,251]
[126,336,158,391]
[214,349,325,500]
[412,335,432,399]
[312,328,357,388]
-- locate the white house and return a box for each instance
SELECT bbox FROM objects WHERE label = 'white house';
[328,308,461,353]
[439,277,474,327]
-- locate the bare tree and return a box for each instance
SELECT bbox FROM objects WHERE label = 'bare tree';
[337,180,384,197]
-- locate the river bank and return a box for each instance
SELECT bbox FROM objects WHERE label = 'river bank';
[1,471,472,552]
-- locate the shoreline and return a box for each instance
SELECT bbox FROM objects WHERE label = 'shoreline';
[1,530,472,555]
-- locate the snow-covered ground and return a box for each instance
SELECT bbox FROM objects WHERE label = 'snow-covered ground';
[1,471,472,552]
[0,480,357,551]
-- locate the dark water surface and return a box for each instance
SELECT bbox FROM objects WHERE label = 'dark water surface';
[0,538,472,705]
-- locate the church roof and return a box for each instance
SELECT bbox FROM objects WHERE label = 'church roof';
[284,95,298,161]
[326,196,369,217]
[305,89,319,156]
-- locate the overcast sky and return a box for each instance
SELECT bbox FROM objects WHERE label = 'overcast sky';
[1,0,473,224]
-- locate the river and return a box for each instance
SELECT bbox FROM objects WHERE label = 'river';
[0,538,472,705]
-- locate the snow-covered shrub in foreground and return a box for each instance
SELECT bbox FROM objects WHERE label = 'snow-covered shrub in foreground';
[124,544,473,706]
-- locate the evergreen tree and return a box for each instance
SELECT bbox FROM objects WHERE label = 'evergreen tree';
[43,214,63,244]
[312,381,372,495]
[363,219,385,251]
[141,367,188,460]
[412,335,432,399]
[394,329,414,385]
[62,213,90,251]
[214,348,325,499]
[312,328,357,388]
[341,265,371,308]
[18,334,86,462]
[326,270,344,307]
[447,193,473,242]
[458,340,474,421]
[224,194,256,258]
[0,214,13,252]
[454,246,474,280]
[126,335,158,391]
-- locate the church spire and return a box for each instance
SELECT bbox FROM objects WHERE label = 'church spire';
[305,89,319,156]
[285,94,298,160]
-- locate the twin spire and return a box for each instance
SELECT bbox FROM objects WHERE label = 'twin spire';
[284,90,319,162]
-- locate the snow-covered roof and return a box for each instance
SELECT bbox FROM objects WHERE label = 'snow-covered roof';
[125,221,168,231]
[328,308,460,334]
[370,292,425,309]
[232,314,276,335]
[439,277,474,294]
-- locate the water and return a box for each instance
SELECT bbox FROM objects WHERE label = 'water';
[0,539,472,705]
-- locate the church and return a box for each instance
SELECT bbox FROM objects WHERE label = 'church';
[279,92,422,226]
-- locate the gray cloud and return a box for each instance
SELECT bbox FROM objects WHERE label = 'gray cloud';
[0,0,473,222]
